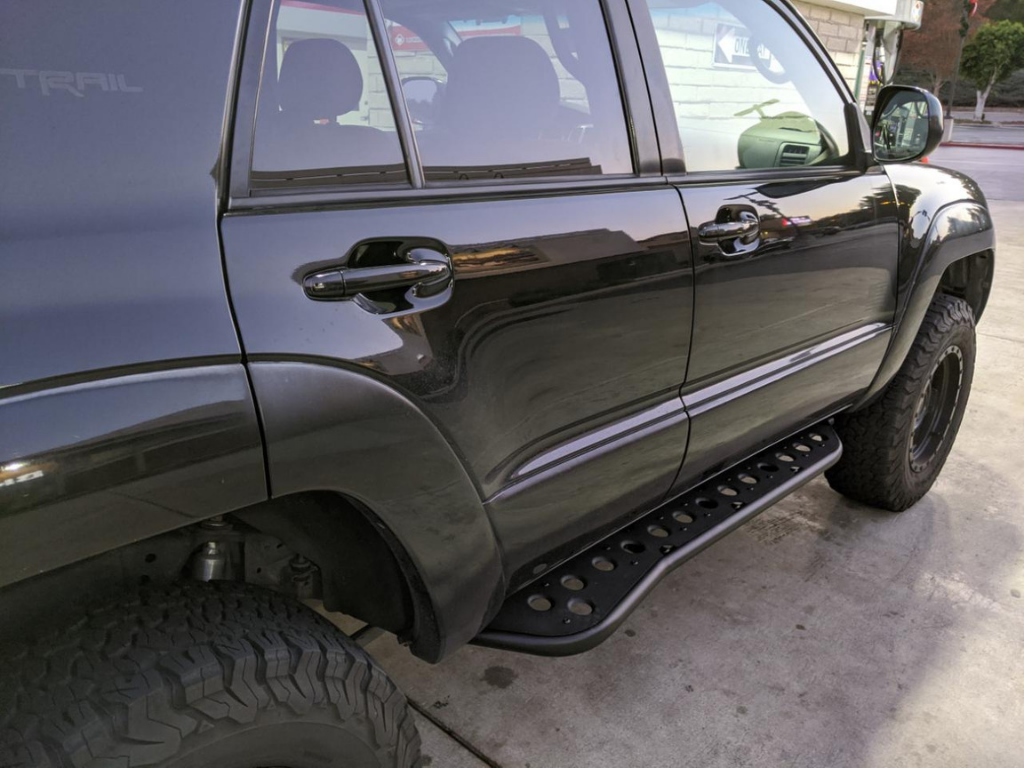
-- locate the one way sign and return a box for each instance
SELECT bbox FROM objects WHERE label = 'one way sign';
[713,23,773,69]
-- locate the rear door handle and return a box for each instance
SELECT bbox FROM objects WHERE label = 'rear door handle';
[697,211,760,243]
[304,248,452,300]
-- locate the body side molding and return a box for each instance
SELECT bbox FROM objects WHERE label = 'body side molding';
[682,323,891,417]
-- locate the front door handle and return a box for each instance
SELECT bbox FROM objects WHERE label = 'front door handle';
[304,248,452,301]
[697,211,760,243]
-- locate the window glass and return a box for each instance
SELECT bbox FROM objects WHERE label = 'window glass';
[641,1,850,172]
[378,0,633,181]
[252,0,408,187]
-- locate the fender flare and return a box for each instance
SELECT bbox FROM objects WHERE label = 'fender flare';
[248,361,505,662]
[858,199,994,406]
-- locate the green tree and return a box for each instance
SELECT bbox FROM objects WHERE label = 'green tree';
[898,0,994,101]
[960,20,1024,118]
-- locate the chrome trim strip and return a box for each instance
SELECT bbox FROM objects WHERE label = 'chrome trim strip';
[683,323,891,417]
[490,323,888,502]
[512,398,685,481]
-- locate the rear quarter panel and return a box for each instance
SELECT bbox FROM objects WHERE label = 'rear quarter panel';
[0,2,265,585]
[0,0,245,386]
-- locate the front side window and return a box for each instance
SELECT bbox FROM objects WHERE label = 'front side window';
[379,0,634,181]
[252,0,408,187]
[640,0,851,172]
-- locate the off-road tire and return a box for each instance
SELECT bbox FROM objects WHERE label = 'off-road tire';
[0,581,421,768]
[826,294,976,512]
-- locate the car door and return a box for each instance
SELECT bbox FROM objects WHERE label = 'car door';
[221,0,694,587]
[630,0,900,488]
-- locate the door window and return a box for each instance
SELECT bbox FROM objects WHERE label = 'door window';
[639,0,851,172]
[252,0,408,187]
[378,0,634,181]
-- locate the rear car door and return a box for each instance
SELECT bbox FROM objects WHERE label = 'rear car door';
[221,0,694,588]
[631,0,899,488]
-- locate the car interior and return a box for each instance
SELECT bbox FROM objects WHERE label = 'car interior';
[252,0,847,180]
[254,0,632,180]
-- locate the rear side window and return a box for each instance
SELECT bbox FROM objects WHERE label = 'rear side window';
[379,0,634,181]
[639,0,851,172]
[251,0,408,187]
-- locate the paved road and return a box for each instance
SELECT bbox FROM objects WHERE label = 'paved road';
[358,149,1024,768]
[931,145,1024,202]
[946,123,1024,147]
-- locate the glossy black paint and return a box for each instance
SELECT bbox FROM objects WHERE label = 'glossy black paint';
[0,366,266,588]
[670,170,899,486]
[0,0,998,669]
[492,392,690,589]
[247,362,504,662]
[0,3,265,593]
[0,1,246,388]
[859,163,995,404]
[223,189,695,584]
[624,0,909,495]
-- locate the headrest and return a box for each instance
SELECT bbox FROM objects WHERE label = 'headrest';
[443,36,560,134]
[279,38,363,120]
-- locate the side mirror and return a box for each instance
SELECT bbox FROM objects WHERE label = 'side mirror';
[401,76,444,126]
[871,85,944,163]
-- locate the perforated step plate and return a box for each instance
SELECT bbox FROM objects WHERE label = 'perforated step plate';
[475,424,841,656]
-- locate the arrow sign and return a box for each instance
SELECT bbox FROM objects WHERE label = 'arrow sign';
[713,23,772,69]
[716,26,737,64]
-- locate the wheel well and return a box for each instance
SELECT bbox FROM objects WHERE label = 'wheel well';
[0,492,428,652]
[939,249,994,321]
[235,492,427,641]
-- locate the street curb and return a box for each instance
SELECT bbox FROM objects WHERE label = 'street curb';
[943,142,1024,151]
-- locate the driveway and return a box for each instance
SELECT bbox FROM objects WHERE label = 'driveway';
[362,146,1024,768]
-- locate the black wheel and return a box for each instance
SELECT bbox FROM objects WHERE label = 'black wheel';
[826,294,976,512]
[0,582,421,768]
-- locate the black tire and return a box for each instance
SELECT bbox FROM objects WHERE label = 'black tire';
[0,582,421,768]
[826,294,976,512]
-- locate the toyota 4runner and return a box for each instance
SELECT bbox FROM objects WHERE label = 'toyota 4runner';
[0,1,994,766]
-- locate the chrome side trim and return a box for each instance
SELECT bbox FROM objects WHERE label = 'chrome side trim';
[489,324,887,502]
[511,398,685,482]
[683,323,891,417]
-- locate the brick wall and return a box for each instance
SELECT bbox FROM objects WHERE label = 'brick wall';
[791,2,868,94]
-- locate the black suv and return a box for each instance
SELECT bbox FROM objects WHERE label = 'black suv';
[0,1,995,765]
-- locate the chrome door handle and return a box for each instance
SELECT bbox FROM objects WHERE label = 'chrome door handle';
[697,212,760,243]
[304,248,452,301]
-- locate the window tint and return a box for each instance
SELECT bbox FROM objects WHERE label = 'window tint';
[378,0,633,181]
[641,1,850,172]
[252,0,408,187]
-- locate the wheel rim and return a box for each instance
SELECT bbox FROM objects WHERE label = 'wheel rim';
[910,345,964,472]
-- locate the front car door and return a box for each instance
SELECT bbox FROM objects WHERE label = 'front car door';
[222,0,694,590]
[630,0,899,488]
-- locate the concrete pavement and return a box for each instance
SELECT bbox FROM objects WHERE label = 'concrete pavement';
[930,147,1024,203]
[946,123,1024,147]
[363,148,1024,768]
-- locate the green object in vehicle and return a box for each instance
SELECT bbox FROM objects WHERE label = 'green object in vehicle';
[737,111,822,168]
